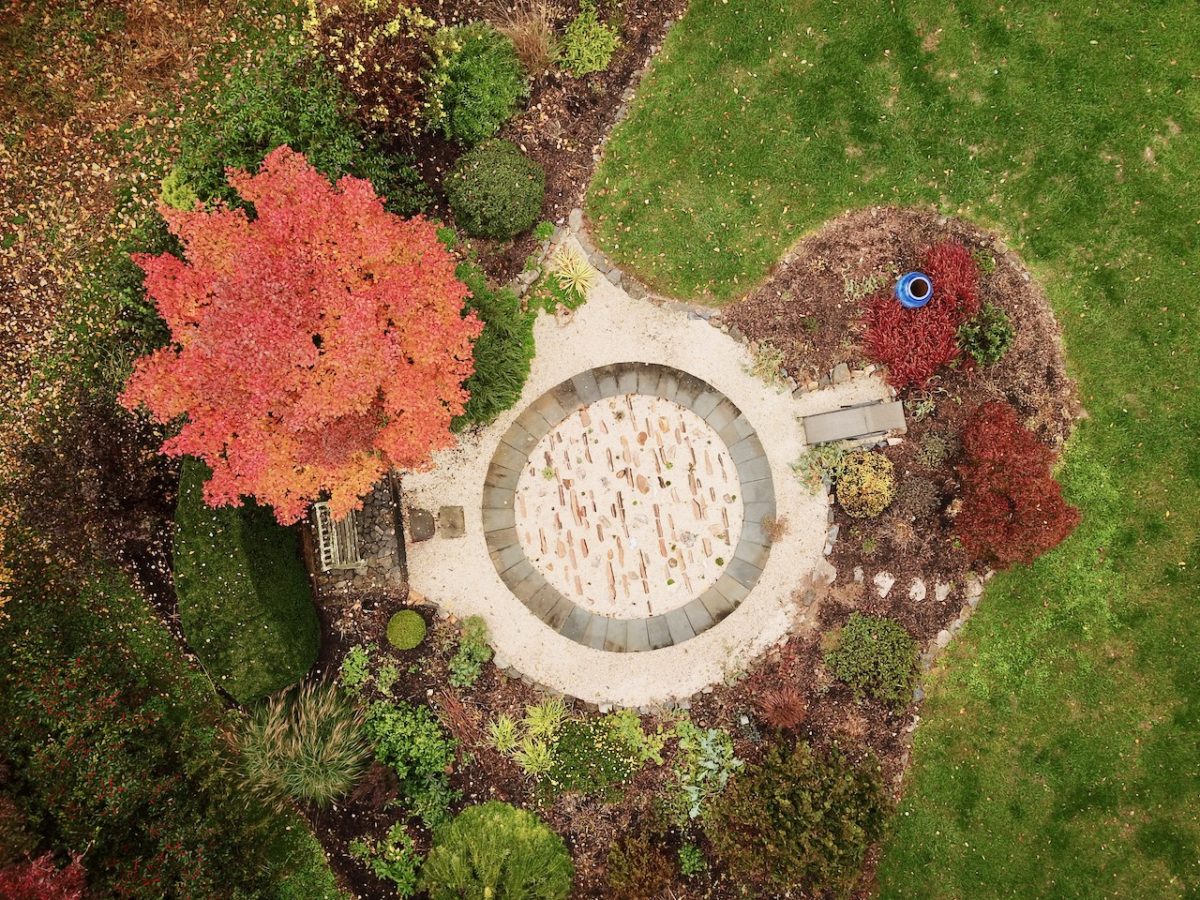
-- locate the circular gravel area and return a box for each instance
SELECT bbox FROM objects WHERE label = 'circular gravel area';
[514,393,743,619]
[484,362,774,651]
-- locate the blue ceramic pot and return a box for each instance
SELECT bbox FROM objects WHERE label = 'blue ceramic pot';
[895,271,933,309]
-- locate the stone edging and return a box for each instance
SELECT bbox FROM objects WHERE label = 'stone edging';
[482,362,775,652]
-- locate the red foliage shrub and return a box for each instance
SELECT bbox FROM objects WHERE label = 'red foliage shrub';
[121,146,482,524]
[0,853,86,900]
[862,240,980,388]
[955,401,1079,567]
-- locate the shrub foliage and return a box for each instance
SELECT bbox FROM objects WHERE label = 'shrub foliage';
[835,450,896,519]
[433,23,528,145]
[958,301,1015,367]
[704,742,888,896]
[824,613,919,708]
[124,147,482,524]
[420,801,573,900]
[955,401,1080,567]
[862,240,980,388]
[446,140,546,240]
[560,2,620,76]
[388,610,428,650]
[174,457,319,703]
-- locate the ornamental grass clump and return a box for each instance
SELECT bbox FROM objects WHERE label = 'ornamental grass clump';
[238,681,371,810]
[420,802,573,900]
[824,613,918,709]
[835,451,895,518]
[387,610,427,650]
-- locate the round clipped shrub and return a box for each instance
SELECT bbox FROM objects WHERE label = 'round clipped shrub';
[434,23,528,145]
[446,140,545,240]
[387,610,427,650]
[823,613,918,708]
[238,681,371,809]
[835,450,895,518]
[957,301,1015,367]
[420,801,572,900]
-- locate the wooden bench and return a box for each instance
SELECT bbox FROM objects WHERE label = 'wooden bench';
[800,399,907,445]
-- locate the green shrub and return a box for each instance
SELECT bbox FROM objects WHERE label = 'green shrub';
[958,301,1015,367]
[387,610,428,650]
[454,260,536,430]
[340,644,372,694]
[173,457,319,703]
[448,615,494,687]
[545,719,638,796]
[704,742,888,896]
[835,450,896,518]
[791,443,849,490]
[559,2,620,76]
[364,699,457,785]
[420,802,573,900]
[679,843,707,878]
[350,823,422,897]
[824,613,919,708]
[238,681,370,809]
[432,23,528,145]
[172,44,428,215]
[607,831,676,899]
[159,165,199,210]
[376,663,401,696]
[0,560,339,897]
[446,140,545,239]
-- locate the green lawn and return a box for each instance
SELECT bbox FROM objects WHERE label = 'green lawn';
[175,457,320,704]
[588,1,1200,896]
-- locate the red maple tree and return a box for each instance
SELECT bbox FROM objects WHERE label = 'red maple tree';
[0,853,86,900]
[862,240,980,388]
[121,146,482,524]
[955,401,1079,567]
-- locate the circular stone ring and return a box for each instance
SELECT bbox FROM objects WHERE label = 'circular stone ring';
[482,363,776,652]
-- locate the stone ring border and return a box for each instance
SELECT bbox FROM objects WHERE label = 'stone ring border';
[482,362,776,652]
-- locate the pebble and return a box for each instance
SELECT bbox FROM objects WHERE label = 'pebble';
[873,571,895,598]
[590,253,611,274]
[908,578,926,602]
[832,362,851,384]
[606,268,623,285]
[935,629,952,648]
[934,581,952,603]
[853,566,863,583]
[568,207,583,232]
[913,686,925,703]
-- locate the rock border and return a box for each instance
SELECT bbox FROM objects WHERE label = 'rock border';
[483,362,775,651]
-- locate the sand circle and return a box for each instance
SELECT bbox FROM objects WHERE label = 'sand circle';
[513,394,744,618]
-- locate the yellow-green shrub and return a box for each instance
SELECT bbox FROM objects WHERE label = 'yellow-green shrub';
[835,451,895,518]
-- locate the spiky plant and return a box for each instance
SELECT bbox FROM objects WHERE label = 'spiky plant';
[755,686,809,731]
[522,696,567,742]
[238,680,371,810]
[514,736,555,778]
[551,246,596,299]
[489,714,520,755]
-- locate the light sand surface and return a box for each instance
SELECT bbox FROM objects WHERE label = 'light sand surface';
[402,236,892,707]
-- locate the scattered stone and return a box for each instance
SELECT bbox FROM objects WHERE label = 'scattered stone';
[934,581,952,603]
[814,558,837,585]
[831,362,851,384]
[908,578,927,602]
[568,207,583,232]
[598,703,613,714]
[886,436,904,446]
[827,524,839,544]
[517,269,539,285]
[935,629,952,648]
[863,364,877,376]
[438,506,465,539]
[606,268,623,285]
[590,253,611,274]
[818,374,832,388]
[913,686,925,703]
[965,575,984,606]
[873,571,895,598]
[728,326,744,342]
[408,507,435,542]
[853,566,863,583]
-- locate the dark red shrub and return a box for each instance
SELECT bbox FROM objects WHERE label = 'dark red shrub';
[0,853,86,900]
[862,240,980,388]
[955,401,1079,567]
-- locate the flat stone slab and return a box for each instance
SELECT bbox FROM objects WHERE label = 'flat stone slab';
[801,399,906,445]
[438,505,465,538]
[408,507,435,543]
